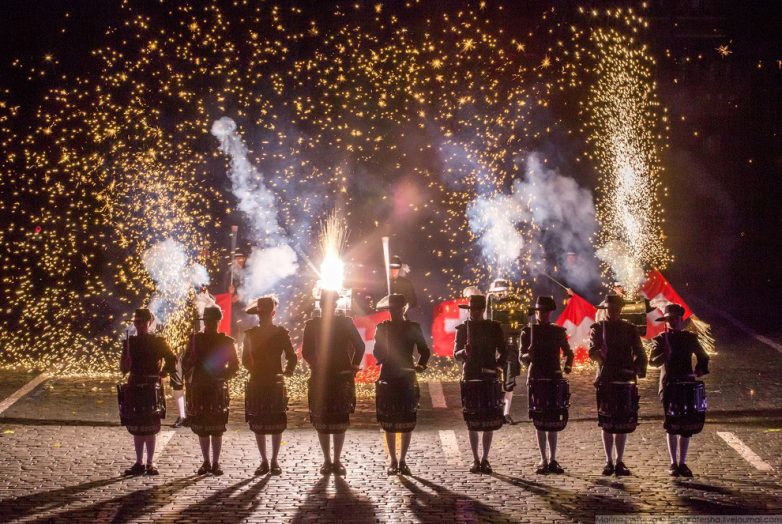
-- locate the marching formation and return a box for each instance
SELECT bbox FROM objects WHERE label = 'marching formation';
[117,263,710,482]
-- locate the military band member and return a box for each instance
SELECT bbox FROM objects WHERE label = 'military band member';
[243,296,297,476]
[487,278,521,425]
[589,294,648,476]
[373,293,431,476]
[119,308,177,476]
[454,294,507,474]
[389,255,418,313]
[520,296,574,474]
[649,303,710,477]
[182,306,240,476]
[302,290,366,476]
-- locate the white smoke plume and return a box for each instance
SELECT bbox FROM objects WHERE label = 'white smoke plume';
[142,238,209,324]
[466,153,601,290]
[211,116,299,302]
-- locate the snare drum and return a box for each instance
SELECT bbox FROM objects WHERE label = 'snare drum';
[245,377,288,435]
[375,374,420,433]
[528,377,570,432]
[460,377,505,432]
[596,381,640,434]
[117,376,166,436]
[308,372,356,434]
[186,380,230,436]
[663,380,707,436]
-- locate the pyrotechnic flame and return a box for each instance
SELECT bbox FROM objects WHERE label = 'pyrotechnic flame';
[318,212,348,292]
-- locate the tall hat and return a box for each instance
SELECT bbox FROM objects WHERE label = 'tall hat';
[459,294,487,310]
[655,303,686,322]
[389,255,403,269]
[529,296,557,312]
[133,308,153,322]
[596,293,625,309]
[202,306,223,321]
[246,296,277,315]
[489,278,511,292]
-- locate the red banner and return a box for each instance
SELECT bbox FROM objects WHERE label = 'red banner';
[214,292,233,335]
[432,298,468,357]
[640,269,693,339]
[555,293,596,365]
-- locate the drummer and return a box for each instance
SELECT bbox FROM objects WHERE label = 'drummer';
[454,294,507,474]
[373,293,431,476]
[119,308,177,476]
[520,296,574,475]
[182,306,240,476]
[649,303,709,477]
[243,296,297,476]
[302,290,366,476]
[589,294,647,476]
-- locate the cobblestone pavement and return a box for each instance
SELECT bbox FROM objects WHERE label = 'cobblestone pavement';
[1,327,781,523]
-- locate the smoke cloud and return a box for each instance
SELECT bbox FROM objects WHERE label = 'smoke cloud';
[142,237,209,324]
[211,117,299,302]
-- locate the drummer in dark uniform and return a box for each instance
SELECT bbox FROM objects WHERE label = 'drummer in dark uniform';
[373,293,431,476]
[487,278,521,425]
[520,296,574,475]
[389,255,418,313]
[454,294,507,474]
[243,296,297,476]
[302,290,366,476]
[182,306,239,476]
[589,294,648,476]
[649,303,709,477]
[119,308,177,476]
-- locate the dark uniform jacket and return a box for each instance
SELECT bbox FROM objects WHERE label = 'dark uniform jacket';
[390,276,418,310]
[242,324,297,385]
[373,320,431,380]
[302,315,366,378]
[182,332,240,384]
[453,319,507,380]
[120,334,177,381]
[588,319,647,383]
[520,323,574,379]
[649,330,709,397]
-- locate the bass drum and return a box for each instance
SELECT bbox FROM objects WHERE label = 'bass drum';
[245,377,288,435]
[528,377,570,432]
[597,381,640,434]
[186,380,231,436]
[308,371,356,434]
[117,376,166,436]
[375,374,420,433]
[664,380,707,437]
[460,378,504,432]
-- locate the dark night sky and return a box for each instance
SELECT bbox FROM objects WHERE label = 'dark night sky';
[1,1,781,331]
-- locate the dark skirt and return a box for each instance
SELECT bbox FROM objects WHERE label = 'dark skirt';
[527,376,570,433]
[661,381,707,437]
[308,372,356,434]
[187,381,230,437]
[596,381,639,434]
[460,377,504,432]
[118,376,166,436]
[246,378,288,435]
[376,374,420,433]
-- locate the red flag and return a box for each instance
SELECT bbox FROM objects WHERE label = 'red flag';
[431,298,469,357]
[352,310,390,368]
[214,293,232,336]
[555,293,596,365]
[640,269,693,339]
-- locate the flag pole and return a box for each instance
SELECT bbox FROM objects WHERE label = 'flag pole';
[229,225,239,291]
[382,236,391,296]
[542,273,569,292]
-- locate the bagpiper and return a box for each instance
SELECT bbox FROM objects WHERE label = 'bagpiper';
[243,296,297,476]
[302,290,366,476]
[589,294,648,477]
[454,294,507,474]
[520,296,574,475]
[649,303,710,477]
[118,308,177,476]
[182,306,239,476]
[373,293,431,476]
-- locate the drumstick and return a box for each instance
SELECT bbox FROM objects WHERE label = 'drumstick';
[382,236,391,297]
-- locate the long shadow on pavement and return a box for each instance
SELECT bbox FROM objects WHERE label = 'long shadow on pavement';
[22,475,204,523]
[491,472,638,524]
[673,478,782,514]
[174,475,271,522]
[291,475,376,523]
[398,475,513,523]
